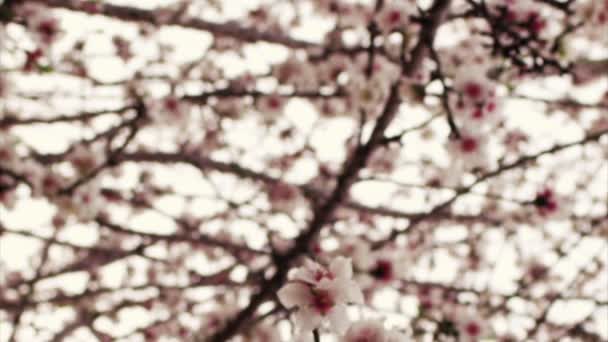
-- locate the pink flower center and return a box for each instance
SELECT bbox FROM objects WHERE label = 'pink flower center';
[37,20,57,38]
[311,289,334,315]
[370,259,394,282]
[464,82,482,99]
[25,49,44,71]
[313,269,334,282]
[387,10,401,24]
[465,321,481,336]
[269,183,296,202]
[460,137,478,153]
[534,189,558,214]
[164,98,179,111]
[528,12,545,32]
[73,156,94,170]
[486,101,496,112]
[43,176,58,191]
[268,97,281,109]
[82,193,92,204]
[529,264,548,280]
[472,107,484,119]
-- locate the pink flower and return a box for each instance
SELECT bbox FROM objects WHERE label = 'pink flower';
[148,96,190,125]
[533,187,558,216]
[343,320,386,342]
[367,147,400,174]
[68,145,104,174]
[278,257,364,335]
[349,74,389,116]
[447,130,490,171]
[17,3,62,46]
[267,182,302,213]
[376,2,414,33]
[504,129,528,153]
[257,95,286,119]
[452,308,491,342]
[112,36,133,62]
[343,320,408,342]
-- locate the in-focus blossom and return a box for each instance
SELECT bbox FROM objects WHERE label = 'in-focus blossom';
[278,257,364,335]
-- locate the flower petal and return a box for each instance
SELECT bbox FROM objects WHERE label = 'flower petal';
[328,303,350,334]
[330,256,353,279]
[295,307,323,332]
[345,280,365,304]
[277,282,311,309]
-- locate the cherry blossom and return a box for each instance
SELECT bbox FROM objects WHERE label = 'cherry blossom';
[257,95,287,119]
[376,1,415,34]
[148,95,191,125]
[343,319,407,342]
[447,130,490,172]
[278,257,364,335]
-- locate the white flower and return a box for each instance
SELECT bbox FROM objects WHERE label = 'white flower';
[28,7,62,47]
[453,68,495,107]
[148,96,190,126]
[278,257,364,335]
[70,182,105,221]
[367,147,400,174]
[68,144,104,174]
[376,2,415,34]
[342,320,409,342]
[447,130,490,171]
[266,182,302,213]
[257,95,286,119]
[343,320,386,342]
[456,315,490,342]
[349,74,389,116]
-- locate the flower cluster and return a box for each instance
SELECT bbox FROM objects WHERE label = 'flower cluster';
[442,39,505,174]
[0,136,107,221]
